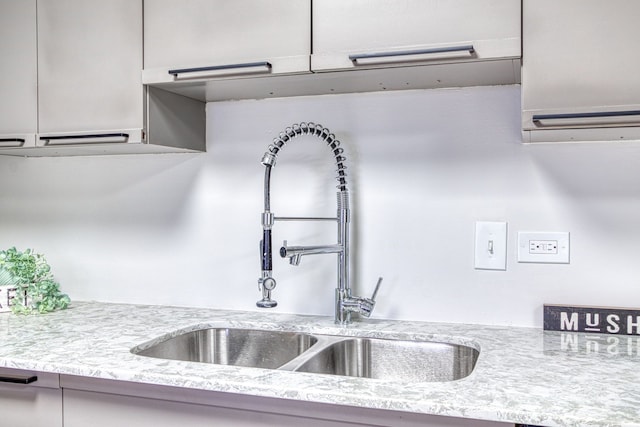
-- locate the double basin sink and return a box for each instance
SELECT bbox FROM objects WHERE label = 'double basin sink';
[132,328,479,383]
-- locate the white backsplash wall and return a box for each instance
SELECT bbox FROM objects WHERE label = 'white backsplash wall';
[1,85,640,327]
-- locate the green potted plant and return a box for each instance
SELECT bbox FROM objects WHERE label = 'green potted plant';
[0,247,70,314]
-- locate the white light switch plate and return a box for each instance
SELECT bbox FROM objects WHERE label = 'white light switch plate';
[518,231,570,263]
[474,221,507,270]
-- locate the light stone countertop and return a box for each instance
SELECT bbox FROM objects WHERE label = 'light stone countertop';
[0,301,638,427]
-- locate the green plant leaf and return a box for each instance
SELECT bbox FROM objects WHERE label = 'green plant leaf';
[0,247,70,315]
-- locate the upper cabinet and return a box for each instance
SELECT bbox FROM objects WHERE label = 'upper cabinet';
[37,0,144,141]
[0,0,205,156]
[312,0,521,72]
[522,0,640,143]
[142,0,311,84]
[0,0,37,149]
[142,0,520,102]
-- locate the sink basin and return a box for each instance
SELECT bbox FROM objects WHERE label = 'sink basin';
[294,337,478,382]
[133,328,478,382]
[133,328,317,369]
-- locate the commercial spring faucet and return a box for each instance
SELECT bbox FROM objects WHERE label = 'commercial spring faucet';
[257,123,382,325]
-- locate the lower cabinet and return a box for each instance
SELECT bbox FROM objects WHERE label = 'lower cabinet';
[64,388,353,427]
[0,370,516,426]
[60,375,509,427]
[0,368,62,427]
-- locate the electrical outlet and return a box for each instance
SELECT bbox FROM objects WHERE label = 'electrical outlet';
[518,232,569,264]
[529,240,558,254]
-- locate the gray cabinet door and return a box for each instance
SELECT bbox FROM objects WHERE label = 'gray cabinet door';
[64,388,359,427]
[312,0,521,72]
[0,0,37,148]
[143,0,310,84]
[522,0,640,142]
[0,368,62,427]
[37,0,144,143]
[62,376,510,427]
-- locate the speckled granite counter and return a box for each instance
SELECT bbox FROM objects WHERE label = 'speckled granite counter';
[0,301,638,427]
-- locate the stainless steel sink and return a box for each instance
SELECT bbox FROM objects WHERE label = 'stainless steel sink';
[133,328,478,382]
[292,337,478,382]
[133,328,317,369]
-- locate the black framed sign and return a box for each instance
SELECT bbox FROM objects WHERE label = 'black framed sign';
[544,304,640,335]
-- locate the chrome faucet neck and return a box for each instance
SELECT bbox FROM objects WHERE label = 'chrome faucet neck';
[256,123,380,324]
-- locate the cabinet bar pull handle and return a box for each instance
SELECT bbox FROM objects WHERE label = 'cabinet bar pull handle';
[0,375,37,384]
[168,61,272,78]
[349,45,475,64]
[40,133,129,145]
[0,138,26,148]
[533,110,640,124]
[40,133,129,141]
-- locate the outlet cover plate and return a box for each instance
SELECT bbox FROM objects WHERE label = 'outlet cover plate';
[518,231,570,264]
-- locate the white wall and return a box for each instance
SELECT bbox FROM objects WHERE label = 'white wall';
[1,85,639,327]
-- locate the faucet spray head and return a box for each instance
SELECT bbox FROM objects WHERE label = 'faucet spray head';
[257,297,277,308]
[257,293,277,308]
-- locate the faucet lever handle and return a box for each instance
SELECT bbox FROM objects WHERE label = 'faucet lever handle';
[357,277,383,318]
[370,277,383,302]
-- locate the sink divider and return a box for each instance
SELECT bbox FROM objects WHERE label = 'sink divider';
[278,335,351,372]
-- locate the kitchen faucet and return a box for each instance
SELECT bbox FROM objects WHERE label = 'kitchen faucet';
[257,122,382,325]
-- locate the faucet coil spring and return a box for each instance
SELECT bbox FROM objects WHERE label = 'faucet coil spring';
[264,122,348,191]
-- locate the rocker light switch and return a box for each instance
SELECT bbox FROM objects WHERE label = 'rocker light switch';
[474,221,507,271]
